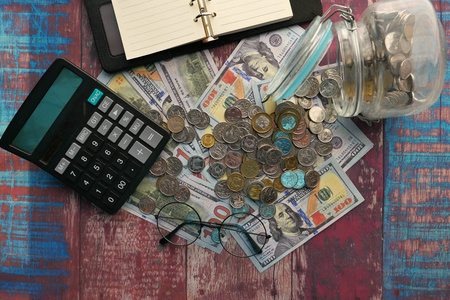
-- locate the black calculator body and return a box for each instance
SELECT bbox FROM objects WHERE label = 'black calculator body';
[0,58,170,214]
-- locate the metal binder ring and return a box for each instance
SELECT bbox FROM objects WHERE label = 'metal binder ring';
[194,12,216,22]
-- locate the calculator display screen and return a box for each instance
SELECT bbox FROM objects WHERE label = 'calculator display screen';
[12,68,83,154]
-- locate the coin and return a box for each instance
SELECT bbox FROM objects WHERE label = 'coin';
[252,112,273,133]
[248,105,264,119]
[247,181,264,200]
[224,151,242,169]
[138,196,156,214]
[273,137,293,156]
[195,112,211,130]
[273,176,286,192]
[212,122,228,143]
[209,162,227,179]
[174,185,190,202]
[184,126,196,144]
[298,97,313,109]
[172,127,188,142]
[234,98,252,118]
[385,31,401,55]
[232,202,250,217]
[309,121,324,135]
[324,106,338,123]
[227,172,246,192]
[265,147,282,166]
[293,170,305,189]
[186,108,203,125]
[188,155,205,173]
[209,143,228,160]
[166,156,183,176]
[278,112,300,133]
[305,170,321,188]
[284,156,298,170]
[241,134,258,153]
[308,106,325,123]
[167,115,185,133]
[201,133,215,148]
[214,180,232,199]
[148,110,163,125]
[224,106,242,124]
[222,124,240,143]
[306,77,320,98]
[280,170,298,188]
[260,186,277,204]
[229,192,245,208]
[297,147,317,167]
[259,203,276,219]
[158,175,179,196]
[240,159,260,178]
[150,156,167,177]
[318,128,333,143]
[331,136,343,149]
[295,79,311,97]
[167,105,186,119]
[319,78,340,98]
[261,179,273,187]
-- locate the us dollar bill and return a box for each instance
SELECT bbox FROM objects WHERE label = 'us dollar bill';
[232,157,365,272]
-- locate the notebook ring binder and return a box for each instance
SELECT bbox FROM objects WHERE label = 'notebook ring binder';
[194,12,217,22]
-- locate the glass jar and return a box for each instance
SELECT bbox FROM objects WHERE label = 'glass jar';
[267,0,447,120]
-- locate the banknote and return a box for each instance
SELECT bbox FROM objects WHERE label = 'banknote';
[155,50,218,109]
[232,157,365,272]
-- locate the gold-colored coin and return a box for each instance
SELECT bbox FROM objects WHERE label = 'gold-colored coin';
[273,177,286,192]
[226,172,246,192]
[240,159,260,178]
[167,115,185,133]
[161,121,169,131]
[248,184,263,200]
[201,133,215,148]
[261,179,273,187]
[252,112,273,133]
[284,156,298,170]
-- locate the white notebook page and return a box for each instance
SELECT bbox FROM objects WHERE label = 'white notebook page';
[111,0,205,60]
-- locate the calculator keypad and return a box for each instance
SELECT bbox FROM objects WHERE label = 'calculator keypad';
[54,90,166,212]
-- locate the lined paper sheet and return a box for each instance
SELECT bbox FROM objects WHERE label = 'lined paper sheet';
[111,0,205,60]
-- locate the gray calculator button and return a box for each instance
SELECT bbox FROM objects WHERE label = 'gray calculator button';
[55,158,70,174]
[87,112,102,129]
[65,143,81,159]
[139,126,163,149]
[130,118,144,135]
[99,96,113,113]
[98,119,113,136]
[108,104,124,120]
[119,111,134,128]
[118,133,133,150]
[108,126,123,143]
[76,127,92,144]
[128,141,152,164]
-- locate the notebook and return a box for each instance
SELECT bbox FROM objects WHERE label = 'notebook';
[83,0,323,73]
[111,0,294,60]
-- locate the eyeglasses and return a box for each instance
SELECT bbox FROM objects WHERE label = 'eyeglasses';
[155,202,271,258]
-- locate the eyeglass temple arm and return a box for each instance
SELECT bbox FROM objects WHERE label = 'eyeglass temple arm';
[159,220,203,245]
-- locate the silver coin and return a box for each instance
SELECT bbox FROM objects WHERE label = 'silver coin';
[138,196,156,215]
[167,105,186,119]
[331,136,343,149]
[398,75,414,93]
[308,106,325,123]
[236,120,254,135]
[294,79,311,97]
[260,186,277,204]
[150,156,167,176]
[399,34,411,54]
[214,180,232,199]
[174,185,190,203]
[229,192,245,208]
[262,163,281,176]
[183,126,196,144]
[297,147,317,167]
[248,105,264,119]
[257,126,274,139]
[321,68,340,80]
[257,144,272,164]
[324,106,338,123]
[309,121,324,135]
[241,134,258,153]
[306,77,320,98]
[148,109,163,125]
[166,156,183,176]
[209,143,228,160]
[265,147,283,166]
[297,97,313,109]
[188,155,205,173]
[195,112,211,130]
[385,31,402,55]
[222,124,240,144]
[402,13,415,41]
[315,141,333,156]
[319,78,340,98]
[224,151,243,169]
[186,109,203,125]
[400,58,412,80]
[234,98,252,118]
[259,203,276,219]
[224,106,242,124]
[209,162,227,179]
[212,122,228,143]
[305,170,320,188]
[172,126,188,142]
[228,140,242,151]
[159,175,179,196]
[318,128,333,143]
[390,53,406,75]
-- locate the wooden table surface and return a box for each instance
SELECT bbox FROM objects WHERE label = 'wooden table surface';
[0,0,448,299]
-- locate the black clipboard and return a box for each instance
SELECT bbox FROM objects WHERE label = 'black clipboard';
[83,0,323,73]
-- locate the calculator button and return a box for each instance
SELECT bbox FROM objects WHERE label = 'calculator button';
[108,104,124,120]
[108,126,123,143]
[87,112,103,129]
[124,161,141,178]
[130,118,144,135]
[99,144,116,161]
[78,173,95,191]
[98,96,114,113]
[128,141,152,164]
[113,177,130,193]
[65,165,82,182]
[118,133,133,150]
[75,150,93,168]
[87,89,104,106]
[86,134,104,153]
[76,127,92,144]
[119,111,134,128]
[65,143,81,159]
[97,119,113,136]
[139,126,163,149]
[89,160,104,176]
[103,191,120,208]
[55,158,70,174]
[91,182,107,199]
[101,168,118,185]
[112,153,128,170]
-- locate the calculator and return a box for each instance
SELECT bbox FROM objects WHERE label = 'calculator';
[0,58,170,214]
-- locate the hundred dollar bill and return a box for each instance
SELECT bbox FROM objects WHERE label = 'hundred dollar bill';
[252,80,374,172]
[195,26,305,128]
[155,50,218,109]
[232,157,365,272]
